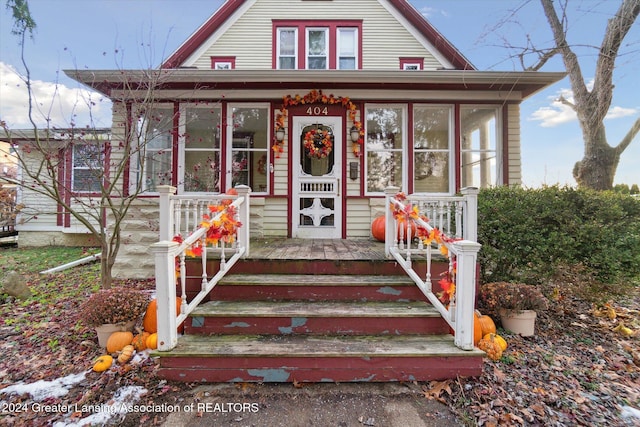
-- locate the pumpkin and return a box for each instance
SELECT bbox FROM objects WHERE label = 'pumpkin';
[371,216,412,243]
[132,332,150,351]
[146,332,158,350]
[117,345,135,364]
[92,355,113,372]
[106,331,133,353]
[473,311,483,345]
[222,187,238,205]
[143,298,183,334]
[483,333,508,352]
[475,310,497,336]
[477,334,504,361]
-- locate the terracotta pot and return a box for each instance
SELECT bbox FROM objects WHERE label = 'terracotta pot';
[499,309,537,336]
[94,321,135,348]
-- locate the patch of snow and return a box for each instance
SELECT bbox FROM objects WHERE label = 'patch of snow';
[0,371,87,401]
[621,406,640,420]
[52,385,147,427]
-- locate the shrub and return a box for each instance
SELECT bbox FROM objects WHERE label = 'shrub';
[477,186,640,297]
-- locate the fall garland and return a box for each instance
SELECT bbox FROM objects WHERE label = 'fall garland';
[274,89,363,158]
[303,129,333,159]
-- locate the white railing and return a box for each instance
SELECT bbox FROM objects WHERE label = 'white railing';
[384,187,481,350]
[150,185,251,351]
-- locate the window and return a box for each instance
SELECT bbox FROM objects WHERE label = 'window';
[228,105,270,193]
[365,105,405,194]
[460,106,500,188]
[337,28,357,69]
[277,28,297,69]
[413,106,453,193]
[134,105,174,193]
[400,58,423,70]
[307,28,328,69]
[211,56,236,70]
[72,143,103,192]
[181,104,222,193]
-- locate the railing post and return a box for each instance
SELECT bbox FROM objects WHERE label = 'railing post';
[451,240,482,350]
[460,187,478,242]
[150,240,179,351]
[234,185,251,257]
[384,186,400,257]
[157,185,177,241]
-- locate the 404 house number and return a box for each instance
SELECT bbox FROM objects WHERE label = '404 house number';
[306,106,329,115]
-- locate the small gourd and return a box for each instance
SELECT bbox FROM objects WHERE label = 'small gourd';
[146,332,158,350]
[483,333,507,351]
[475,310,497,336]
[132,332,151,351]
[117,345,135,364]
[106,331,133,353]
[92,355,113,372]
[477,334,504,361]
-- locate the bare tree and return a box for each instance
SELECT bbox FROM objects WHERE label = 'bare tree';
[516,0,640,190]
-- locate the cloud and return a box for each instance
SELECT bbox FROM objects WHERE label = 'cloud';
[0,62,112,129]
[528,86,638,128]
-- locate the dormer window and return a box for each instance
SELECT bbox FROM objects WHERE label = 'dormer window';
[274,21,361,70]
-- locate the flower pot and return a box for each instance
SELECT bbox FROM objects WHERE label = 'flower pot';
[499,309,537,336]
[95,321,135,348]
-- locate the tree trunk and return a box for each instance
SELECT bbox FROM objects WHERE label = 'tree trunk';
[572,124,619,190]
[100,243,114,289]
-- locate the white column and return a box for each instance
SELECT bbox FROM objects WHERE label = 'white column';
[384,186,400,258]
[157,185,176,241]
[150,240,179,351]
[460,187,479,242]
[451,240,481,350]
[234,185,251,257]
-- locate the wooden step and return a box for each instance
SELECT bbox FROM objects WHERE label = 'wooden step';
[210,274,426,302]
[185,300,449,335]
[154,334,484,383]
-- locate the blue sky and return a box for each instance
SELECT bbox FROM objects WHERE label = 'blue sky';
[1,0,638,187]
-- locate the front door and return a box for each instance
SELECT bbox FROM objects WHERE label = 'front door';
[292,116,342,238]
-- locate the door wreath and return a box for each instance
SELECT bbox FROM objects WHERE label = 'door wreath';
[303,129,333,159]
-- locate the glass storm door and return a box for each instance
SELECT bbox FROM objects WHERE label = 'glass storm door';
[292,116,342,238]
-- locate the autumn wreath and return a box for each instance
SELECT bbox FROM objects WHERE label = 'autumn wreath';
[303,128,333,159]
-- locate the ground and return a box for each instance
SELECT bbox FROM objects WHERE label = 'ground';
[0,247,639,426]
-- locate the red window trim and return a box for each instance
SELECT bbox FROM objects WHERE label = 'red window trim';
[272,20,363,70]
[210,56,236,69]
[399,57,424,70]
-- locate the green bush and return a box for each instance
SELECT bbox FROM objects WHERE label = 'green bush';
[477,186,640,296]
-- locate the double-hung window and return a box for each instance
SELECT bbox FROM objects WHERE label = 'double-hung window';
[307,28,328,69]
[365,105,406,194]
[72,143,103,192]
[337,28,357,69]
[134,105,174,193]
[413,105,453,193]
[460,106,501,188]
[277,28,297,69]
[181,104,222,193]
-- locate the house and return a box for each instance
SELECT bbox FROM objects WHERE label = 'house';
[14,0,564,382]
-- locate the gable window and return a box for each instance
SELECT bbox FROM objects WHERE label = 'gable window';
[307,28,328,69]
[460,106,501,188]
[413,105,453,193]
[274,21,361,69]
[211,56,236,70]
[400,58,424,70]
[337,28,357,69]
[72,143,103,192]
[365,105,406,194]
[180,104,222,193]
[227,104,269,194]
[277,28,297,69]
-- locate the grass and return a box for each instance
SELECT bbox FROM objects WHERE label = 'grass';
[1,246,100,274]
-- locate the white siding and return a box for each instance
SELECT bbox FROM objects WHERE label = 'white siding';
[346,198,372,237]
[188,0,446,70]
[263,198,288,236]
[507,103,522,186]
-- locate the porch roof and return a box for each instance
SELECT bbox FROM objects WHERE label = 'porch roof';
[65,69,566,100]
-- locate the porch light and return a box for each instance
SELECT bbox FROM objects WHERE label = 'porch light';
[350,126,360,143]
[275,128,286,142]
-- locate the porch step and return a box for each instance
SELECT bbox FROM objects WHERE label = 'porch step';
[212,274,425,302]
[155,334,484,383]
[185,300,450,335]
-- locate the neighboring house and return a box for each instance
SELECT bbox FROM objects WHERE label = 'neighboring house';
[20,0,562,278]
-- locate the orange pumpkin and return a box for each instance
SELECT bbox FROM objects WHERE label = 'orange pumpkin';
[371,216,412,242]
[106,331,133,353]
[132,332,151,351]
[475,310,497,336]
[146,333,158,350]
[473,312,483,345]
[222,187,238,205]
[143,297,183,334]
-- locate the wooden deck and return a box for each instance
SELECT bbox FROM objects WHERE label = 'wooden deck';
[247,238,387,261]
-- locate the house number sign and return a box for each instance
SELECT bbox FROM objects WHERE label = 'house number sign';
[306,106,329,115]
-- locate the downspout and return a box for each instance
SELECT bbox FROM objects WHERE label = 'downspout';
[40,253,101,274]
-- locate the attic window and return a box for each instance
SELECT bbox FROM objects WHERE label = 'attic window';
[211,56,236,70]
[400,57,424,70]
